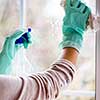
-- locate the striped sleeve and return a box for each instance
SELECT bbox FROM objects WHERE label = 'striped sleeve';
[0,59,76,100]
[19,59,76,100]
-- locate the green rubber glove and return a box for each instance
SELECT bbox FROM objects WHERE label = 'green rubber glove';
[60,0,91,52]
[0,29,31,74]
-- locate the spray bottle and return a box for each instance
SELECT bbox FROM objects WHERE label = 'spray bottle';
[15,28,32,48]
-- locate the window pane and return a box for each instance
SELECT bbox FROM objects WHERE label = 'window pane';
[0,0,95,99]
[0,0,20,50]
[25,0,95,94]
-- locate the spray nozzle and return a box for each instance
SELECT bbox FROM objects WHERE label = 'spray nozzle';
[15,28,32,45]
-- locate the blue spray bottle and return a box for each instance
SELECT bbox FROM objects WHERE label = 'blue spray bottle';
[15,28,31,48]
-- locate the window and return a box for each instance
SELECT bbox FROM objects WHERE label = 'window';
[96,0,100,100]
[0,0,96,100]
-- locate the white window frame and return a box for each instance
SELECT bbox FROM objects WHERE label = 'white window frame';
[96,0,100,99]
[20,0,96,98]
[63,90,95,97]
[19,0,26,28]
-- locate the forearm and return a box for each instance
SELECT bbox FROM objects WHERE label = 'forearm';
[60,0,91,67]
[60,47,79,66]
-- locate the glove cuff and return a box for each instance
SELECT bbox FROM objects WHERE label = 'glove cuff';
[59,32,83,52]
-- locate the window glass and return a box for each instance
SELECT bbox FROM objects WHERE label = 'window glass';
[25,0,96,100]
[0,0,20,51]
[0,0,96,100]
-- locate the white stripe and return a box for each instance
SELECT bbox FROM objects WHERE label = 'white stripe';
[53,62,75,75]
[57,59,77,71]
[52,59,76,73]
[53,64,72,82]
